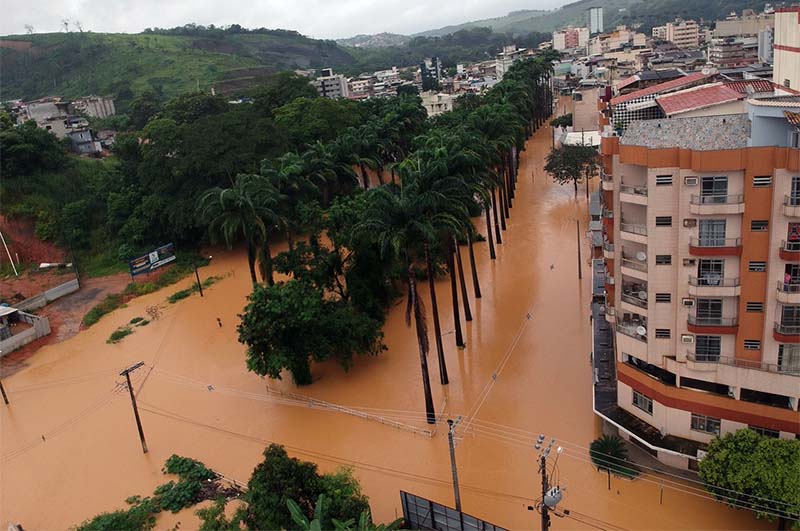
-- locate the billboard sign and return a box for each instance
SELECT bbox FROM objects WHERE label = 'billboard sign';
[129,243,177,277]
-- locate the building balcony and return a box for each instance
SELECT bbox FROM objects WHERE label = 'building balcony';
[617,322,647,343]
[687,315,738,334]
[689,194,745,215]
[689,237,742,257]
[687,276,741,297]
[783,195,800,218]
[619,184,648,205]
[602,207,614,219]
[777,281,800,304]
[605,304,616,324]
[601,171,614,191]
[779,240,800,261]
[603,240,614,259]
[621,291,648,310]
[773,322,800,343]
[620,256,648,281]
[620,222,647,244]
[686,352,800,376]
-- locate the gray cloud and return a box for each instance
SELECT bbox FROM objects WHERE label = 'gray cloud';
[4,0,568,39]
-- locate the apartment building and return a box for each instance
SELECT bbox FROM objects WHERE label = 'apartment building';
[553,26,590,51]
[775,7,800,90]
[589,6,604,34]
[708,35,760,68]
[665,19,700,49]
[314,68,349,99]
[595,90,800,469]
[652,26,667,41]
[495,46,530,81]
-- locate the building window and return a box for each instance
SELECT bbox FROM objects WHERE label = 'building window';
[697,259,724,285]
[695,335,721,361]
[743,340,761,351]
[655,175,673,186]
[655,329,671,339]
[748,261,766,272]
[750,220,768,232]
[691,414,721,435]
[655,255,672,265]
[655,293,671,303]
[790,176,800,205]
[745,302,764,313]
[632,390,653,414]
[753,176,772,187]
[700,176,728,203]
[698,219,726,246]
[778,344,800,374]
[655,216,672,227]
[749,425,780,438]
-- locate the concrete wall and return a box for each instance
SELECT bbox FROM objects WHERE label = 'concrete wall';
[0,312,51,356]
[16,278,79,312]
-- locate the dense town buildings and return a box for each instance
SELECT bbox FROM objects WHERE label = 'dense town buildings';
[553,26,589,52]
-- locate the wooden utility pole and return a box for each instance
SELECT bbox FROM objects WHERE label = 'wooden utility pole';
[120,362,148,453]
[0,378,9,405]
[540,454,550,531]
[194,264,204,297]
[447,417,462,512]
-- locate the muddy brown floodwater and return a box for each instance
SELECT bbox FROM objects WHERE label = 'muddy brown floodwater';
[0,125,772,531]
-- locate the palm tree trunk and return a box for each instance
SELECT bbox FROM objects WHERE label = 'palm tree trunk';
[454,236,472,322]
[506,156,515,202]
[425,246,448,385]
[491,187,503,244]
[446,239,465,348]
[359,162,369,190]
[467,229,482,298]
[376,163,385,185]
[499,181,509,227]
[247,242,258,286]
[484,204,496,259]
[260,240,274,286]
[573,179,578,198]
[408,269,436,424]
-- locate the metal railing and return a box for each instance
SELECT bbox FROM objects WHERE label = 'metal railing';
[784,194,800,207]
[621,292,648,309]
[774,322,800,336]
[602,208,614,219]
[686,352,800,376]
[621,257,647,272]
[781,240,800,252]
[777,281,800,293]
[690,194,743,205]
[601,170,613,182]
[621,222,647,236]
[689,237,741,248]
[688,315,738,327]
[617,323,647,342]
[688,276,740,287]
[603,240,615,252]
[619,183,648,196]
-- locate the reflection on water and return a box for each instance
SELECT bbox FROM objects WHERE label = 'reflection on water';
[0,124,770,531]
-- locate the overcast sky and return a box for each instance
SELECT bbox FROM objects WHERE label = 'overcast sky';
[3,0,570,39]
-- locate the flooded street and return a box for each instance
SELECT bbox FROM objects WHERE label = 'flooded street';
[0,124,770,530]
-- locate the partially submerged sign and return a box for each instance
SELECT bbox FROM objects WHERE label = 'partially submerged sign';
[129,243,176,277]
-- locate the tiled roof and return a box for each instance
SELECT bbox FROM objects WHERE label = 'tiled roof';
[785,111,800,126]
[724,79,779,94]
[656,83,743,116]
[748,96,800,107]
[610,71,711,106]
[616,75,640,90]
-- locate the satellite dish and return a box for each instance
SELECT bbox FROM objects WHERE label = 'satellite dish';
[636,251,647,262]
[636,326,647,336]
[638,291,648,300]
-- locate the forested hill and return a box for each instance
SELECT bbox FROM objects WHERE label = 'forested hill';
[416,0,771,37]
[0,26,550,108]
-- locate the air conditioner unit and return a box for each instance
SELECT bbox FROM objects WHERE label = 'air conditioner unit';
[683,218,697,228]
[682,298,695,307]
[681,334,695,344]
[683,258,697,266]
[685,177,698,186]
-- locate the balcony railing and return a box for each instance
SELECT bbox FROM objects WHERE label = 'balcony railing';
[782,240,800,252]
[603,241,614,252]
[602,208,614,219]
[774,322,800,335]
[778,281,800,293]
[690,194,743,205]
[619,184,648,196]
[689,237,741,248]
[688,315,738,327]
[785,194,800,207]
[617,322,647,342]
[621,222,647,236]
[601,170,613,182]
[686,352,800,376]
[688,276,740,287]
[621,292,648,309]
[621,257,647,272]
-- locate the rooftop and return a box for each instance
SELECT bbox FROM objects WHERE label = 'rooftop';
[656,83,743,115]
[747,95,800,108]
[723,79,787,95]
[611,71,712,105]
[621,114,750,151]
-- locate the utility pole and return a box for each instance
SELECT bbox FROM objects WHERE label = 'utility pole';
[0,378,9,405]
[194,263,204,297]
[539,454,550,531]
[534,435,564,531]
[576,220,583,280]
[120,362,148,453]
[447,417,462,512]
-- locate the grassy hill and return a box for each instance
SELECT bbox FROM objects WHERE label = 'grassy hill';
[415,0,771,37]
[0,31,356,107]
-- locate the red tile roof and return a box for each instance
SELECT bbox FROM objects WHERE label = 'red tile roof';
[610,71,711,106]
[616,74,640,91]
[723,79,778,95]
[785,111,800,126]
[656,83,744,116]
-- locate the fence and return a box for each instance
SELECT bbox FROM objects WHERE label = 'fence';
[0,311,51,356]
[400,491,508,531]
[15,278,79,311]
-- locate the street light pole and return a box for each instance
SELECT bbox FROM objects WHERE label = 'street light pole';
[120,362,148,453]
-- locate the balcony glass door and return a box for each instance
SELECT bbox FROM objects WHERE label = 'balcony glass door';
[696,298,723,325]
[781,305,800,327]
[788,223,800,251]
[699,220,726,247]
[695,335,721,362]
[701,176,728,204]
[791,176,800,206]
[698,259,724,286]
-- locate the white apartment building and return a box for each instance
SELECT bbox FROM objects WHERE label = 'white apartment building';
[665,19,700,49]
[589,6,604,34]
[314,68,349,99]
[775,7,800,90]
[652,26,667,40]
[495,46,529,81]
[420,91,454,117]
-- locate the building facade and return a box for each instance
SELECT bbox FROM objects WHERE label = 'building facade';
[553,26,590,51]
[596,95,800,469]
[665,19,700,49]
[314,68,349,99]
[775,7,800,90]
[589,7,604,35]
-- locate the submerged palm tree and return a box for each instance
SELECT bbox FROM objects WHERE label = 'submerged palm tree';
[589,434,639,489]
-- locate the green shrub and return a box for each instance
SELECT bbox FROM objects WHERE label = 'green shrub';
[130,316,144,324]
[107,326,133,344]
[83,293,124,327]
[154,480,201,513]
[136,319,150,326]
[72,496,158,531]
[167,289,192,303]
